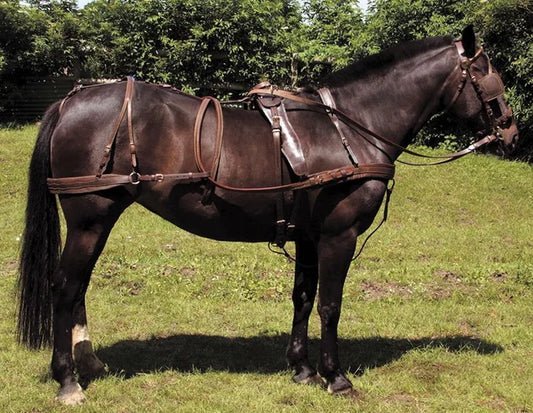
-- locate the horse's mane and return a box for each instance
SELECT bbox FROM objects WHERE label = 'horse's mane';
[323,36,454,87]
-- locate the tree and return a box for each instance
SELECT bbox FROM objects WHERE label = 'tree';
[79,0,301,95]
[1,0,531,158]
[0,0,82,80]
[290,0,365,86]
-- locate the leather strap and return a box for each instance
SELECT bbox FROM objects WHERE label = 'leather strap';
[198,162,395,193]
[318,87,359,166]
[270,108,288,247]
[255,93,308,177]
[47,163,395,195]
[97,76,136,178]
[193,96,224,180]
[48,171,210,194]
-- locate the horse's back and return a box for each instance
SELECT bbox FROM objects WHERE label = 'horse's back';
[50,82,200,179]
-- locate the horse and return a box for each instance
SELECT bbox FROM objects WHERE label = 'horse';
[17,26,518,405]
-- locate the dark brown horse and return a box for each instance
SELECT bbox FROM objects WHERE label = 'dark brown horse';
[17,27,518,404]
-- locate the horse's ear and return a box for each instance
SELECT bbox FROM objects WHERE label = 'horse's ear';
[461,25,477,58]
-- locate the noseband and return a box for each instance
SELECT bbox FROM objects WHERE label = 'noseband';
[446,41,511,140]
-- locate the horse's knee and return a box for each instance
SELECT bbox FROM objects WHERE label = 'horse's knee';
[317,302,341,326]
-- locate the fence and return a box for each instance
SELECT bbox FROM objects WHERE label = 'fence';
[1,77,76,123]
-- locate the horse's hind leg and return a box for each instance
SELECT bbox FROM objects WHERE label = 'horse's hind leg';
[52,192,132,405]
[286,236,324,387]
[72,294,105,386]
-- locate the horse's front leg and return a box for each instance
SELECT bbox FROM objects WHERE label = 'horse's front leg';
[286,235,325,387]
[316,229,356,394]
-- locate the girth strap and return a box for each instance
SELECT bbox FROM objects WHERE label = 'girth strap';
[270,111,288,247]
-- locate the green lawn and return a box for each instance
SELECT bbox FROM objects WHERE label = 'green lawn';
[1,125,532,412]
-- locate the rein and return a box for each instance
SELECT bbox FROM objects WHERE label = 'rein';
[248,85,499,168]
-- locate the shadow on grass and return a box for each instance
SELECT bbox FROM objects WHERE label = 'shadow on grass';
[95,334,502,379]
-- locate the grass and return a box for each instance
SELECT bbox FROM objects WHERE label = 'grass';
[1,125,532,412]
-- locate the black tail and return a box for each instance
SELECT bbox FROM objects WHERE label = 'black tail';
[17,102,62,349]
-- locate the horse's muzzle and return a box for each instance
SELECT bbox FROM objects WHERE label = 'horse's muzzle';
[498,122,519,155]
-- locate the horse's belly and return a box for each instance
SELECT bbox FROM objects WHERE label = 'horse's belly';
[137,183,283,242]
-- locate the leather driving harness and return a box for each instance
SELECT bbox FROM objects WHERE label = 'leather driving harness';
[47,40,509,249]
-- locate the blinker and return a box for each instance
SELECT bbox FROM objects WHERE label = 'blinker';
[477,72,505,101]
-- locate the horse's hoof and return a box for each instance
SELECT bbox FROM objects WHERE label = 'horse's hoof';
[55,383,87,405]
[78,356,107,388]
[327,374,354,395]
[74,341,108,382]
[293,372,327,389]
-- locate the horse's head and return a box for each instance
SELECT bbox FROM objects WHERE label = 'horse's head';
[445,26,519,154]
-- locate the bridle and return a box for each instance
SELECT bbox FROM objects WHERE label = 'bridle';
[444,41,512,143]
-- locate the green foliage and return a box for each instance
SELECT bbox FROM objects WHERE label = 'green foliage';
[365,0,477,46]
[1,0,532,156]
[291,0,365,85]
[79,0,300,93]
[0,0,82,79]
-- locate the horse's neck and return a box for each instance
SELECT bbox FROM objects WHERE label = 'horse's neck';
[333,47,455,162]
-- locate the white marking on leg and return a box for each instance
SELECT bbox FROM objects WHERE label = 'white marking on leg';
[55,383,87,405]
[72,324,91,359]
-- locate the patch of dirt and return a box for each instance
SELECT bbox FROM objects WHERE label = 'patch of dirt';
[434,269,462,283]
[347,388,365,402]
[2,259,18,273]
[425,285,454,300]
[162,266,174,276]
[119,281,145,296]
[180,267,196,277]
[489,272,508,282]
[384,392,420,407]
[411,361,453,383]
[360,280,412,300]
[476,396,509,411]
[424,270,472,300]
[163,243,176,251]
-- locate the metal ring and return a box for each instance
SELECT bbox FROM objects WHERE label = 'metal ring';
[129,172,141,185]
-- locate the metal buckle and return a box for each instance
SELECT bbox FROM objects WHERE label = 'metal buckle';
[495,127,504,141]
[272,115,281,132]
